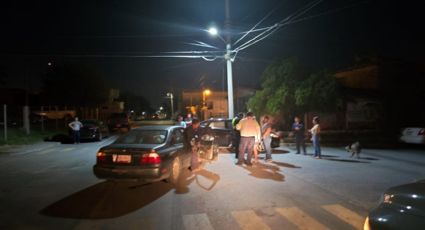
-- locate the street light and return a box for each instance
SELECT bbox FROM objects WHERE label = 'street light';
[208,27,234,119]
[202,89,211,106]
[166,92,174,119]
[202,89,211,120]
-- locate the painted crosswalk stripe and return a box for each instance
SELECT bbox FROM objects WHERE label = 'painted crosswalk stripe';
[275,207,329,230]
[322,204,364,230]
[62,147,75,152]
[232,210,270,230]
[183,213,214,230]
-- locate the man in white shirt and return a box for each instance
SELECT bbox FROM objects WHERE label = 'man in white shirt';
[68,117,83,144]
[236,112,261,166]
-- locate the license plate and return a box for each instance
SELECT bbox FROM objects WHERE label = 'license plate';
[112,154,132,163]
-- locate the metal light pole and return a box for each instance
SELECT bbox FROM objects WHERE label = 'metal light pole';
[166,92,174,119]
[224,0,234,119]
[225,43,234,119]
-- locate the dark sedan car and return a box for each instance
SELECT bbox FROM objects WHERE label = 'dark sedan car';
[107,112,131,132]
[364,179,425,230]
[68,119,109,141]
[200,118,233,146]
[93,125,190,184]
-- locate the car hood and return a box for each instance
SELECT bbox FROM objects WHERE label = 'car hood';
[382,179,425,217]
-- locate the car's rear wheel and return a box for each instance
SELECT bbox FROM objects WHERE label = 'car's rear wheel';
[167,156,181,185]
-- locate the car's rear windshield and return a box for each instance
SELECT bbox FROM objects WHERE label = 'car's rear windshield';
[114,130,168,144]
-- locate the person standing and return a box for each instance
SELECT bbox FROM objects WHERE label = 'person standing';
[183,118,205,172]
[185,113,193,125]
[68,117,83,144]
[310,116,321,159]
[177,115,186,128]
[292,116,306,155]
[236,112,261,166]
[261,115,273,162]
[231,112,244,159]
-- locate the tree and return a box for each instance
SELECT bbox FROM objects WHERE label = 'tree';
[247,57,341,125]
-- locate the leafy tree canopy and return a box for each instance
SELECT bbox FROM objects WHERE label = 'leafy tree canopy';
[248,57,341,123]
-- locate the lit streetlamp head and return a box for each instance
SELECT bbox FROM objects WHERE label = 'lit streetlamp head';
[208,27,218,36]
[203,89,211,96]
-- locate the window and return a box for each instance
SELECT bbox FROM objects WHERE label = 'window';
[172,128,184,144]
[115,130,168,144]
[210,121,225,129]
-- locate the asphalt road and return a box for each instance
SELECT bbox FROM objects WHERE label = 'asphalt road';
[1,138,424,230]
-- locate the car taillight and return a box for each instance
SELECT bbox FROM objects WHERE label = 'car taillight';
[97,151,106,163]
[140,151,161,164]
[419,129,425,136]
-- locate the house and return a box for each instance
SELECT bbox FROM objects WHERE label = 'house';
[181,87,256,119]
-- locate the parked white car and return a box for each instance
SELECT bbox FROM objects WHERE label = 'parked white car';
[399,127,425,145]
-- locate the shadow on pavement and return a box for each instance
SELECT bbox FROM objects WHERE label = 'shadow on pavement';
[175,167,221,194]
[194,169,220,191]
[41,167,220,219]
[242,162,285,182]
[272,161,301,168]
[40,180,174,219]
[271,149,290,154]
[304,153,339,158]
[325,158,371,163]
[359,157,379,161]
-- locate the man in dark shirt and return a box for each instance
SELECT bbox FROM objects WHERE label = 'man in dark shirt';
[184,118,205,172]
[292,116,306,154]
[231,113,244,159]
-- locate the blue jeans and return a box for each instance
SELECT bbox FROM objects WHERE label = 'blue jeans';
[238,137,255,164]
[263,137,272,160]
[73,130,80,143]
[312,135,321,157]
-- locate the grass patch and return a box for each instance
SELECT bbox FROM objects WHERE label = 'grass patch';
[0,127,65,145]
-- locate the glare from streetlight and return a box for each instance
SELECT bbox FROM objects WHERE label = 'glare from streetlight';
[203,89,211,96]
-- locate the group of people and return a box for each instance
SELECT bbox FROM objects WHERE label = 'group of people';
[232,112,274,166]
[232,113,322,166]
[181,112,322,172]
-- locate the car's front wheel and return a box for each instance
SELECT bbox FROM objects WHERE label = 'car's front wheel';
[166,156,181,185]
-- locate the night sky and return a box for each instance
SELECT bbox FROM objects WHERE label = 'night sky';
[0,0,423,107]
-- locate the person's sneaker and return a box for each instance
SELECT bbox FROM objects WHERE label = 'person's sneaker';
[315,156,321,159]
[245,162,253,166]
[295,152,300,154]
[265,158,273,163]
[235,162,243,166]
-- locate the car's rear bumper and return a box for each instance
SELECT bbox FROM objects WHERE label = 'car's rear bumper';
[93,165,169,182]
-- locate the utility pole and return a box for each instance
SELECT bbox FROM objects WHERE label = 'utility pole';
[224,0,234,118]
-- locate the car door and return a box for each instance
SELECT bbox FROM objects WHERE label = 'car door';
[209,120,232,146]
[170,128,189,167]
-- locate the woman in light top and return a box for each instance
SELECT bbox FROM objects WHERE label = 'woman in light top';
[310,116,321,159]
